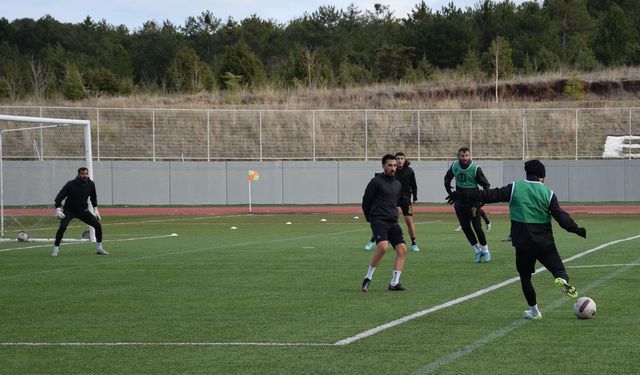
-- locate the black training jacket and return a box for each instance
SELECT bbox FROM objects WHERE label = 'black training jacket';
[459,176,582,248]
[396,160,418,201]
[54,177,98,213]
[362,172,402,223]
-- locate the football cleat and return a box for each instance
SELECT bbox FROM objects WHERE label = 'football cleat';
[486,222,492,231]
[454,226,462,232]
[473,245,482,263]
[523,310,542,320]
[96,248,109,255]
[482,250,492,262]
[555,277,578,298]
[361,278,371,292]
[387,283,407,291]
[411,244,420,252]
[364,241,375,251]
[51,248,58,257]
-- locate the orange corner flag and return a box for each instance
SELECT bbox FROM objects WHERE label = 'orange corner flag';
[247,170,260,181]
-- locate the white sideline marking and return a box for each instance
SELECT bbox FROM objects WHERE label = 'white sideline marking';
[567,263,639,268]
[410,257,640,375]
[0,233,179,252]
[0,342,331,347]
[334,234,640,345]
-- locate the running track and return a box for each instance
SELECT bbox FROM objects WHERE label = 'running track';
[6,205,640,216]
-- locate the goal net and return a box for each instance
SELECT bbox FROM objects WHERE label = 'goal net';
[0,114,94,242]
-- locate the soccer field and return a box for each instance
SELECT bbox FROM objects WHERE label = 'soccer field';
[1,212,639,374]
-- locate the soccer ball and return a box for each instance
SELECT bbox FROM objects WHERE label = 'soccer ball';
[16,231,29,242]
[573,297,597,319]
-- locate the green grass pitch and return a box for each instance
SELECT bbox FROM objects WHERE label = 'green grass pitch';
[1,212,639,374]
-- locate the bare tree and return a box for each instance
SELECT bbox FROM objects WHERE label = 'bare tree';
[1,73,21,101]
[301,47,318,87]
[29,57,51,100]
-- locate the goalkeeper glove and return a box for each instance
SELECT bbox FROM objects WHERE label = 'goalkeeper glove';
[55,207,65,220]
[94,207,101,221]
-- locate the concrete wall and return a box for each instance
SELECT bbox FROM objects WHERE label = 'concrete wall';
[3,160,639,206]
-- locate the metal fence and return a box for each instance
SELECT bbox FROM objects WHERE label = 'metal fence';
[0,106,638,160]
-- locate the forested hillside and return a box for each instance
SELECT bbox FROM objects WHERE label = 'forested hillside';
[1,0,639,102]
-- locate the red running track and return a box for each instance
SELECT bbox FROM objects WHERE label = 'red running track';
[5,205,640,216]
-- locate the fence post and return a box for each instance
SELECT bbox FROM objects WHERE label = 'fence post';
[39,106,43,160]
[417,110,421,161]
[312,110,316,162]
[469,110,473,155]
[575,109,579,160]
[207,110,210,162]
[259,111,263,162]
[96,108,100,161]
[629,108,633,160]
[152,109,156,162]
[522,110,526,160]
[365,110,368,161]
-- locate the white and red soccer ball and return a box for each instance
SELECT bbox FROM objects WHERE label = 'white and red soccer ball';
[573,297,597,319]
[16,231,29,242]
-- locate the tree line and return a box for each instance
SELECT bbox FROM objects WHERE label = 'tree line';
[0,0,638,101]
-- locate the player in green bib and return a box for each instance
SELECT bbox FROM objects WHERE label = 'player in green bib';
[446,160,587,320]
[444,147,492,262]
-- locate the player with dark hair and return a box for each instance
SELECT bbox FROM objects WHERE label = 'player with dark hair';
[52,167,108,257]
[365,152,421,252]
[361,154,408,292]
[444,147,491,262]
[446,160,586,319]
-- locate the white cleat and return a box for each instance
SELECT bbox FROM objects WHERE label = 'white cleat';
[51,248,58,257]
[523,310,542,320]
[454,226,462,232]
[96,248,109,255]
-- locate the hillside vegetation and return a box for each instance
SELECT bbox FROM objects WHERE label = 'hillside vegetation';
[1,0,639,104]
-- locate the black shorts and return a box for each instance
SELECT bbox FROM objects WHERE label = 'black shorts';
[370,221,405,248]
[398,199,413,216]
[515,244,564,275]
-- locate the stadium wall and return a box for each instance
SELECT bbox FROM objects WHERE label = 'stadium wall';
[3,160,640,206]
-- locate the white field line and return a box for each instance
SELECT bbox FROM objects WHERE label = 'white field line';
[4,235,636,349]
[3,214,258,234]
[2,220,443,254]
[0,233,178,252]
[410,257,640,375]
[0,224,415,281]
[6,217,438,237]
[568,263,640,268]
[334,234,640,345]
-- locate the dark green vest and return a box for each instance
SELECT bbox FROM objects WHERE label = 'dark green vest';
[452,161,479,189]
[509,180,553,223]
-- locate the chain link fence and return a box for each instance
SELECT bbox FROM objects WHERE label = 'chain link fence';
[1,106,638,160]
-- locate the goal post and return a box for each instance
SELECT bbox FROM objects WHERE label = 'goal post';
[0,114,94,242]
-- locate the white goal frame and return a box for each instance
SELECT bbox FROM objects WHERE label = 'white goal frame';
[0,114,94,242]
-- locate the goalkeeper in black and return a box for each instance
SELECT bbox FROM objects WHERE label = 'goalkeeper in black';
[51,167,108,257]
[446,160,586,320]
